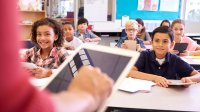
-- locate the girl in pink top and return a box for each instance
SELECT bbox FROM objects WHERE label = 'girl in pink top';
[171,19,200,56]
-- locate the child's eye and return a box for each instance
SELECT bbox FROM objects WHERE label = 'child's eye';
[163,40,169,44]
[45,33,51,36]
[37,33,41,36]
[154,39,159,43]
[174,28,178,31]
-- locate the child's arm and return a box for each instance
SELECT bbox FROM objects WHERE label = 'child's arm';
[181,70,200,83]
[128,66,169,87]
[85,36,101,42]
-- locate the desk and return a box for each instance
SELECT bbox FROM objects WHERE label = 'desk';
[192,37,200,44]
[30,69,58,90]
[107,83,200,111]
[181,56,200,70]
[144,45,152,50]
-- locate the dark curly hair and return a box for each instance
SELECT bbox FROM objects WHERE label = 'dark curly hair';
[31,18,64,47]
[77,18,88,26]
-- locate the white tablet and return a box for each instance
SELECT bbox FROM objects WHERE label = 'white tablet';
[42,43,140,111]
[168,79,197,86]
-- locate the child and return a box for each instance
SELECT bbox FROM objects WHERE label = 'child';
[136,18,151,45]
[115,20,145,51]
[171,19,200,56]
[74,18,101,43]
[22,18,69,78]
[160,19,170,27]
[62,21,83,50]
[128,26,200,87]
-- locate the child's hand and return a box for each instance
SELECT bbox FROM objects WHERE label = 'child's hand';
[63,44,74,50]
[85,38,91,42]
[32,68,52,78]
[153,76,169,87]
[121,43,128,49]
[180,50,189,56]
[170,49,179,55]
[181,77,193,87]
[136,44,141,52]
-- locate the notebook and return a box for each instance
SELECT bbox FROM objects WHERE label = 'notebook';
[42,43,140,111]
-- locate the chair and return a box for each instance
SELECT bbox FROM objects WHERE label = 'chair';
[115,29,126,43]
[21,40,34,48]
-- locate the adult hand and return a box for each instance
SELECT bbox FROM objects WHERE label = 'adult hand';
[68,66,113,111]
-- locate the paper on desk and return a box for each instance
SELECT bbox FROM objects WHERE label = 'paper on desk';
[30,77,51,87]
[119,77,156,93]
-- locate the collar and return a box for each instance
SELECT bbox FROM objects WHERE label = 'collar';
[150,51,170,64]
[36,47,57,58]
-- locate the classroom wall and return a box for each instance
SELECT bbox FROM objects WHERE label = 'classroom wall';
[116,0,181,20]
[89,0,200,35]
[92,0,180,33]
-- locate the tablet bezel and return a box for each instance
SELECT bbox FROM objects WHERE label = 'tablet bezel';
[173,43,188,53]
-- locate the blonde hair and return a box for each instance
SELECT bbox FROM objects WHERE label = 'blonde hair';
[125,20,138,30]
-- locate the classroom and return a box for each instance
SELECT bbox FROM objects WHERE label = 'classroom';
[1,0,200,112]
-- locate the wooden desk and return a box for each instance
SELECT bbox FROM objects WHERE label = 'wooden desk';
[107,83,200,111]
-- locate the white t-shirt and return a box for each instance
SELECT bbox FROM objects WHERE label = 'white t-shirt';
[64,36,83,49]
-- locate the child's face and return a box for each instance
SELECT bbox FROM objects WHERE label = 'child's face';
[63,24,74,42]
[125,25,138,40]
[138,24,144,31]
[172,23,185,42]
[78,23,88,31]
[152,33,174,59]
[36,25,58,50]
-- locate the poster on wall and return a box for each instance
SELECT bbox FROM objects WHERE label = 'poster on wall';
[185,0,200,22]
[160,0,179,12]
[137,0,159,11]
[84,0,108,21]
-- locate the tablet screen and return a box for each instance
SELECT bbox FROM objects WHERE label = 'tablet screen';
[46,48,132,93]
[173,43,188,53]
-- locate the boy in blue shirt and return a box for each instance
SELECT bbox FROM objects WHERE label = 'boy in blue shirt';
[129,26,200,87]
[116,20,145,51]
[74,18,101,43]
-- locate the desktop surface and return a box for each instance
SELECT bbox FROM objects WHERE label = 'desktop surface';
[108,83,200,111]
